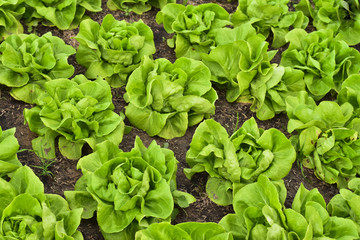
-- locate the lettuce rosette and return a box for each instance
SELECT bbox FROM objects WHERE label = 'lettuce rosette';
[0,0,24,40]
[124,56,217,139]
[328,178,360,234]
[296,0,360,45]
[75,14,156,88]
[107,0,174,14]
[243,65,305,120]
[220,175,359,239]
[280,29,360,100]
[64,137,195,240]
[156,3,231,59]
[0,126,21,177]
[231,0,308,48]
[0,32,76,103]
[200,24,277,103]
[185,117,296,205]
[24,75,125,160]
[286,91,360,187]
[23,0,101,30]
[0,166,83,239]
[135,222,233,240]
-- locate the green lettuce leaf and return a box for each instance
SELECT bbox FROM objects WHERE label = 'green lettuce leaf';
[286,91,360,187]
[0,126,21,177]
[280,29,360,100]
[156,3,231,59]
[0,166,83,239]
[185,117,295,205]
[75,14,156,88]
[247,65,305,120]
[231,0,308,48]
[328,178,360,234]
[125,56,217,139]
[220,176,359,239]
[296,0,360,45]
[107,0,174,14]
[24,75,125,160]
[201,29,275,103]
[65,137,195,239]
[23,0,101,29]
[0,32,76,103]
[135,222,233,240]
[0,0,24,40]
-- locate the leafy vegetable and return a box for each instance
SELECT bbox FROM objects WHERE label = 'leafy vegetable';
[64,137,195,240]
[24,75,125,160]
[0,32,76,103]
[75,14,156,88]
[219,175,288,239]
[156,3,231,59]
[135,222,233,240]
[245,65,305,120]
[286,91,360,187]
[124,56,217,139]
[280,29,360,100]
[220,174,359,239]
[0,166,84,239]
[328,178,360,234]
[23,0,101,30]
[296,0,360,45]
[200,26,276,102]
[231,0,308,48]
[107,0,174,14]
[0,126,21,177]
[185,117,296,205]
[0,0,24,40]
[338,74,360,117]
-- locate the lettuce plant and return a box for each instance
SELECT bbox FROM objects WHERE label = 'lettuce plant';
[200,25,276,102]
[0,126,21,177]
[135,222,233,240]
[156,3,231,59]
[286,91,360,187]
[220,174,359,239]
[328,178,360,234]
[185,117,296,205]
[0,0,24,40]
[75,14,156,88]
[0,32,76,103]
[231,0,308,48]
[23,0,101,30]
[107,0,174,14]
[23,75,125,160]
[64,137,195,240]
[296,0,360,45]
[338,74,360,117]
[245,65,305,120]
[0,166,84,239]
[124,56,217,139]
[280,29,360,100]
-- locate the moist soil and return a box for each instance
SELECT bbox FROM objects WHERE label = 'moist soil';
[0,1,345,239]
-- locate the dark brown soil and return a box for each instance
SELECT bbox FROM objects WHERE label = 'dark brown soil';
[0,1,341,239]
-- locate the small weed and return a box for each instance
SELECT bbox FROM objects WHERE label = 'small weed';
[233,112,240,134]
[17,149,56,177]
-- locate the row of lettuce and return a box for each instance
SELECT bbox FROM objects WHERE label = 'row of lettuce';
[2,123,360,239]
[2,0,360,44]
